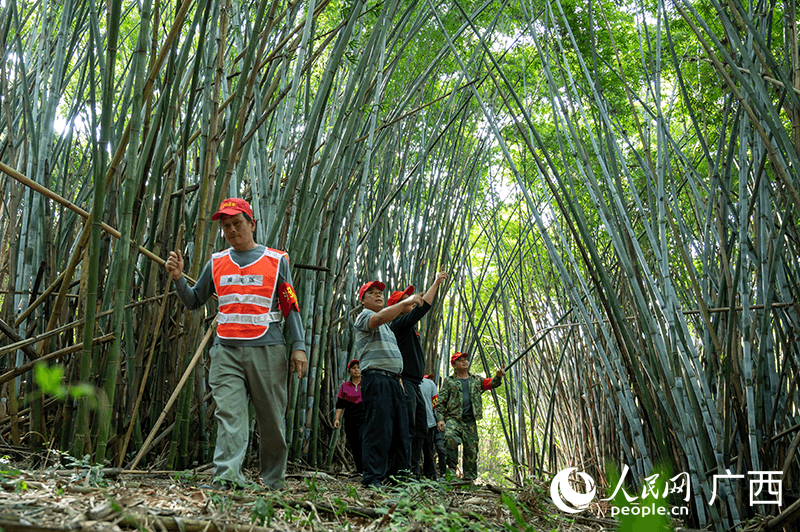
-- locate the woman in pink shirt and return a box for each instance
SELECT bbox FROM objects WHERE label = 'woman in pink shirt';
[333,360,365,474]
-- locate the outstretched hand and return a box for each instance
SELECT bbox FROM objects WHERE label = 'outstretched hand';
[165,251,184,280]
[404,294,424,310]
[433,271,448,285]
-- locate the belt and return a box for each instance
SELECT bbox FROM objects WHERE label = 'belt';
[363,368,401,380]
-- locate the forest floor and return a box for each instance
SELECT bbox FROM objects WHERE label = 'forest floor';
[0,451,627,532]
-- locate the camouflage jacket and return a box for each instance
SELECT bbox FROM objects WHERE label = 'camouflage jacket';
[435,372,502,423]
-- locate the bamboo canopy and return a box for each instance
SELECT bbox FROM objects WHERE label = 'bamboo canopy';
[0,0,799,529]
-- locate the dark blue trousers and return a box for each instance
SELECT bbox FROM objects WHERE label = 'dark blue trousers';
[360,371,410,487]
[405,381,427,476]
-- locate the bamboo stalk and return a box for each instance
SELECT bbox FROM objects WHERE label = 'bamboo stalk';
[117,227,184,467]
[0,333,115,386]
[127,323,215,470]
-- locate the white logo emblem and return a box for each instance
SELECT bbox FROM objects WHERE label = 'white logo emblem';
[550,468,596,513]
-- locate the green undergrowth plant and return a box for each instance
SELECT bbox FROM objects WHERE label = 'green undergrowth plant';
[32,364,98,406]
[304,472,327,501]
[374,477,493,531]
[61,454,109,487]
[501,493,538,532]
[250,495,277,527]
[0,457,22,482]
[172,470,199,484]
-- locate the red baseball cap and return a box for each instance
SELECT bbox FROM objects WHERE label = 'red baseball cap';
[424,374,433,380]
[387,285,415,306]
[212,198,253,221]
[358,281,385,300]
[347,359,360,370]
[450,352,468,365]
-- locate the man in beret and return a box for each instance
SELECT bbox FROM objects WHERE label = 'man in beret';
[165,197,307,490]
[353,281,423,487]
[436,352,505,481]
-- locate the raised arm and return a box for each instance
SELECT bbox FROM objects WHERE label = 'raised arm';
[421,271,448,305]
[481,368,506,391]
[168,257,215,310]
[368,294,424,329]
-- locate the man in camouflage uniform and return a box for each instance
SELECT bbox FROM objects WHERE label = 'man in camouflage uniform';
[436,352,505,481]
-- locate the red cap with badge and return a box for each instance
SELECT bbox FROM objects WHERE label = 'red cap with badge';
[387,285,415,306]
[450,352,468,365]
[358,281,385,300]
[212,198,253,221]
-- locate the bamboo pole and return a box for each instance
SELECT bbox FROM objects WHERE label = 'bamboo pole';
[117,228,183,467]
[0,162,195,282]
[127,323,215,470]
[0,334,115,386]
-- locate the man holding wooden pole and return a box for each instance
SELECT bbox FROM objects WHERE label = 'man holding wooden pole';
[165,197,307,490]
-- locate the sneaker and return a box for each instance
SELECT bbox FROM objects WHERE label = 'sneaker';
[264,479,287,490]
[200,479,232,491]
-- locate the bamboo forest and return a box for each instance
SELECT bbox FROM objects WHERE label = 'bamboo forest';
[0,0,799,529]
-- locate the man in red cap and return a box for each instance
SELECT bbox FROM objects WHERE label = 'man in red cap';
[436,352,505,481]
[387,271,447,477]
[165,197,307,491]
[353,280,423,487]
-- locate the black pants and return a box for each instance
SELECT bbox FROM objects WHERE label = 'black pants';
[405,380,427,476]
[343,416,364,473]
[360,372,410,487]
[422,426,438,479]
[434,430,446,476]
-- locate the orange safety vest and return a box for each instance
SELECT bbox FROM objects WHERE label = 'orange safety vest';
[211,247,286,340]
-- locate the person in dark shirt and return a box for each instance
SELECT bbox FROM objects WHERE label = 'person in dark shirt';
[333,359,365,474]
[388,271,447,477]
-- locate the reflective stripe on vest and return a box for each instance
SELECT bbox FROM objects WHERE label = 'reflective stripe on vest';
[211,247,287,340]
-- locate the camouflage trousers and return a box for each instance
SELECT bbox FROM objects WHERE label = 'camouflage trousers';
[443,418,479,480]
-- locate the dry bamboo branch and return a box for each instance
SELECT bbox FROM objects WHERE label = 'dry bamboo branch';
[127,324,216,470]
[0,318,39,361]
[0,162,195,283]
[0,293,175,358]
[118,227,184,466]
[766,496,800,530]
[0,334,115,385]
[13,270,68,327]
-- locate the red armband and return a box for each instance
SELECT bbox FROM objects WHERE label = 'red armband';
[481,378,493,391]
[278,282,300,317]
[431,394,438,409]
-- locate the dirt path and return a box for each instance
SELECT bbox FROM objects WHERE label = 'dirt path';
[0,457,618,531]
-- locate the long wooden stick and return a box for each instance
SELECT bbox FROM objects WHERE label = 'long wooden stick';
[0,162,196,283]
[503,310,573,372]
[118,227,184,466]
[0,293,174,358]
[127,323,215,470]
[0,334,115,385]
